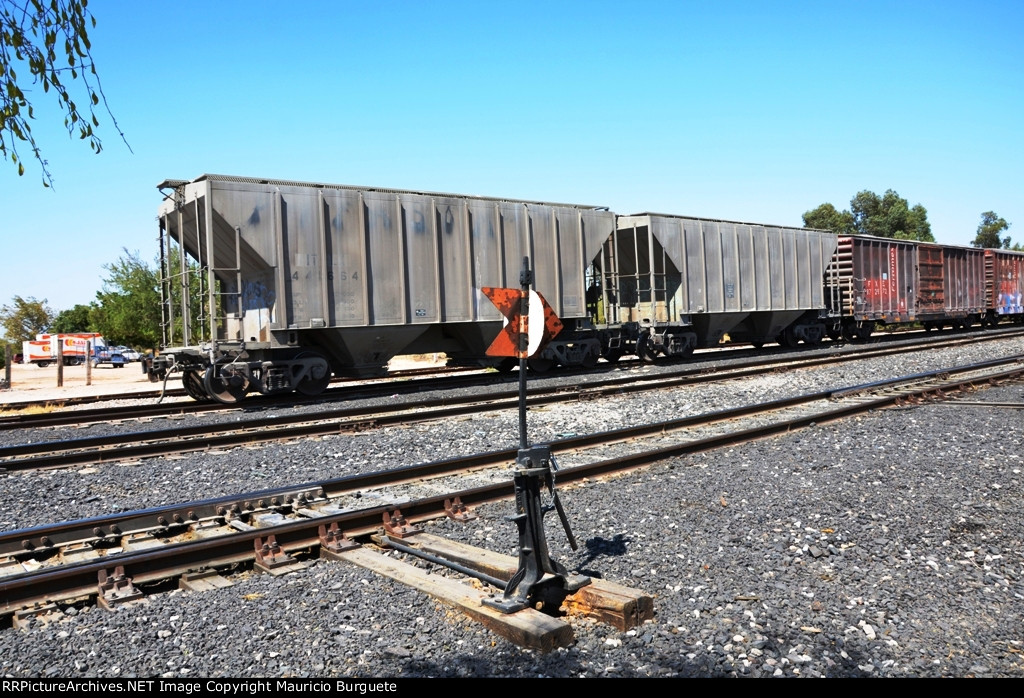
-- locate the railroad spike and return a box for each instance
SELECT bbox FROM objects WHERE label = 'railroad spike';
[253,534,295,571]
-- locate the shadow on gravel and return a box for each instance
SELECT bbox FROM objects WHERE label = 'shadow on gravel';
[576,533,630,576]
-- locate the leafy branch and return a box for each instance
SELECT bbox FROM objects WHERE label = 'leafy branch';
[0,0,129,187]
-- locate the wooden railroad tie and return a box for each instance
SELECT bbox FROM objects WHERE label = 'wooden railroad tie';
[338,531,653,652]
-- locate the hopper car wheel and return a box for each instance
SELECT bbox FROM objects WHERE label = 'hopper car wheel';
[295,352,332,396]
[856,325,873,340]
[182,370,210,401]
[203,365,250,404]
[581,354,599,369]
[528,358,555,373]
[637,335,659,363]
[601,348,623,363]
[750,341,765,349]
[778,329,800,349]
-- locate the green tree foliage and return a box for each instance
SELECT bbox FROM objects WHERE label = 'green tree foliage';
[0,0,127,186]
[803,189,934,241]
[802,203,855,234]
[0,295,51,343]
[50,303,94,333]
[90,249,161,349]
[971,211,1012,249]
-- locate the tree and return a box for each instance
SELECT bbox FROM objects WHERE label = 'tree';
[0,295,51,343]
[802,202,855,234]
[1,0,127,186]
[50,302,93,333]
[803,189,933,242]
[972,211,1011,249]
[90,249,161,348]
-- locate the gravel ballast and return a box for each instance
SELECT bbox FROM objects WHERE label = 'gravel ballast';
[1,336,1022,677]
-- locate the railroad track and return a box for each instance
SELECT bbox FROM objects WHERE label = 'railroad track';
[4,326,1021,431]
[2,329,1022,471]
[1,355,1021,623]
[4,323,1019,454]
[0,335,1003,466]
[0,363,482,418]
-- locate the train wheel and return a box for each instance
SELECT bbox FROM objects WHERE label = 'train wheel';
[581,352,599,369]
[528,358,555,373]
[637,335,659,362]
[495,358,518,373]
[294,352,332,396]
[203,365,249,404]
[856,325,874,340]
[182,370,210,401]
[779,329,800,348]
[602,348,623,363]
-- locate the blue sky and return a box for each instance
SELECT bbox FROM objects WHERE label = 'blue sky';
[2,0,1022,313]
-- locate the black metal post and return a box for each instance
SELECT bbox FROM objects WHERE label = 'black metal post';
[483,256,590,614]
[518,256,531,450]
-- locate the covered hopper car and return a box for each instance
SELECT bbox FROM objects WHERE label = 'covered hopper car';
[590,214,839,361]
[148,174,1024,404]
[148,175,614,403]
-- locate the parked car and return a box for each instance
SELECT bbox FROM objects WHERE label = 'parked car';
[117,347,142,362]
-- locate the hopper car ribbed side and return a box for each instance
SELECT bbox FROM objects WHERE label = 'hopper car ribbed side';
[149,175,614,403]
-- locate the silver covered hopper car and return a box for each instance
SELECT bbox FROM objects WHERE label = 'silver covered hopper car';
[592,214,839,360]
[151,175,614,403]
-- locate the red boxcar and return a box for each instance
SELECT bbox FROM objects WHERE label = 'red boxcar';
[827,236,987,338]
[984,249,1024,324]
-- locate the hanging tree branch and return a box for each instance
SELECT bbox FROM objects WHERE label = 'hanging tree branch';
[1,0,130,187]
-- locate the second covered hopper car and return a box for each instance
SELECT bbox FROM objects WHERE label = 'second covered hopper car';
[590,214,839,360]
